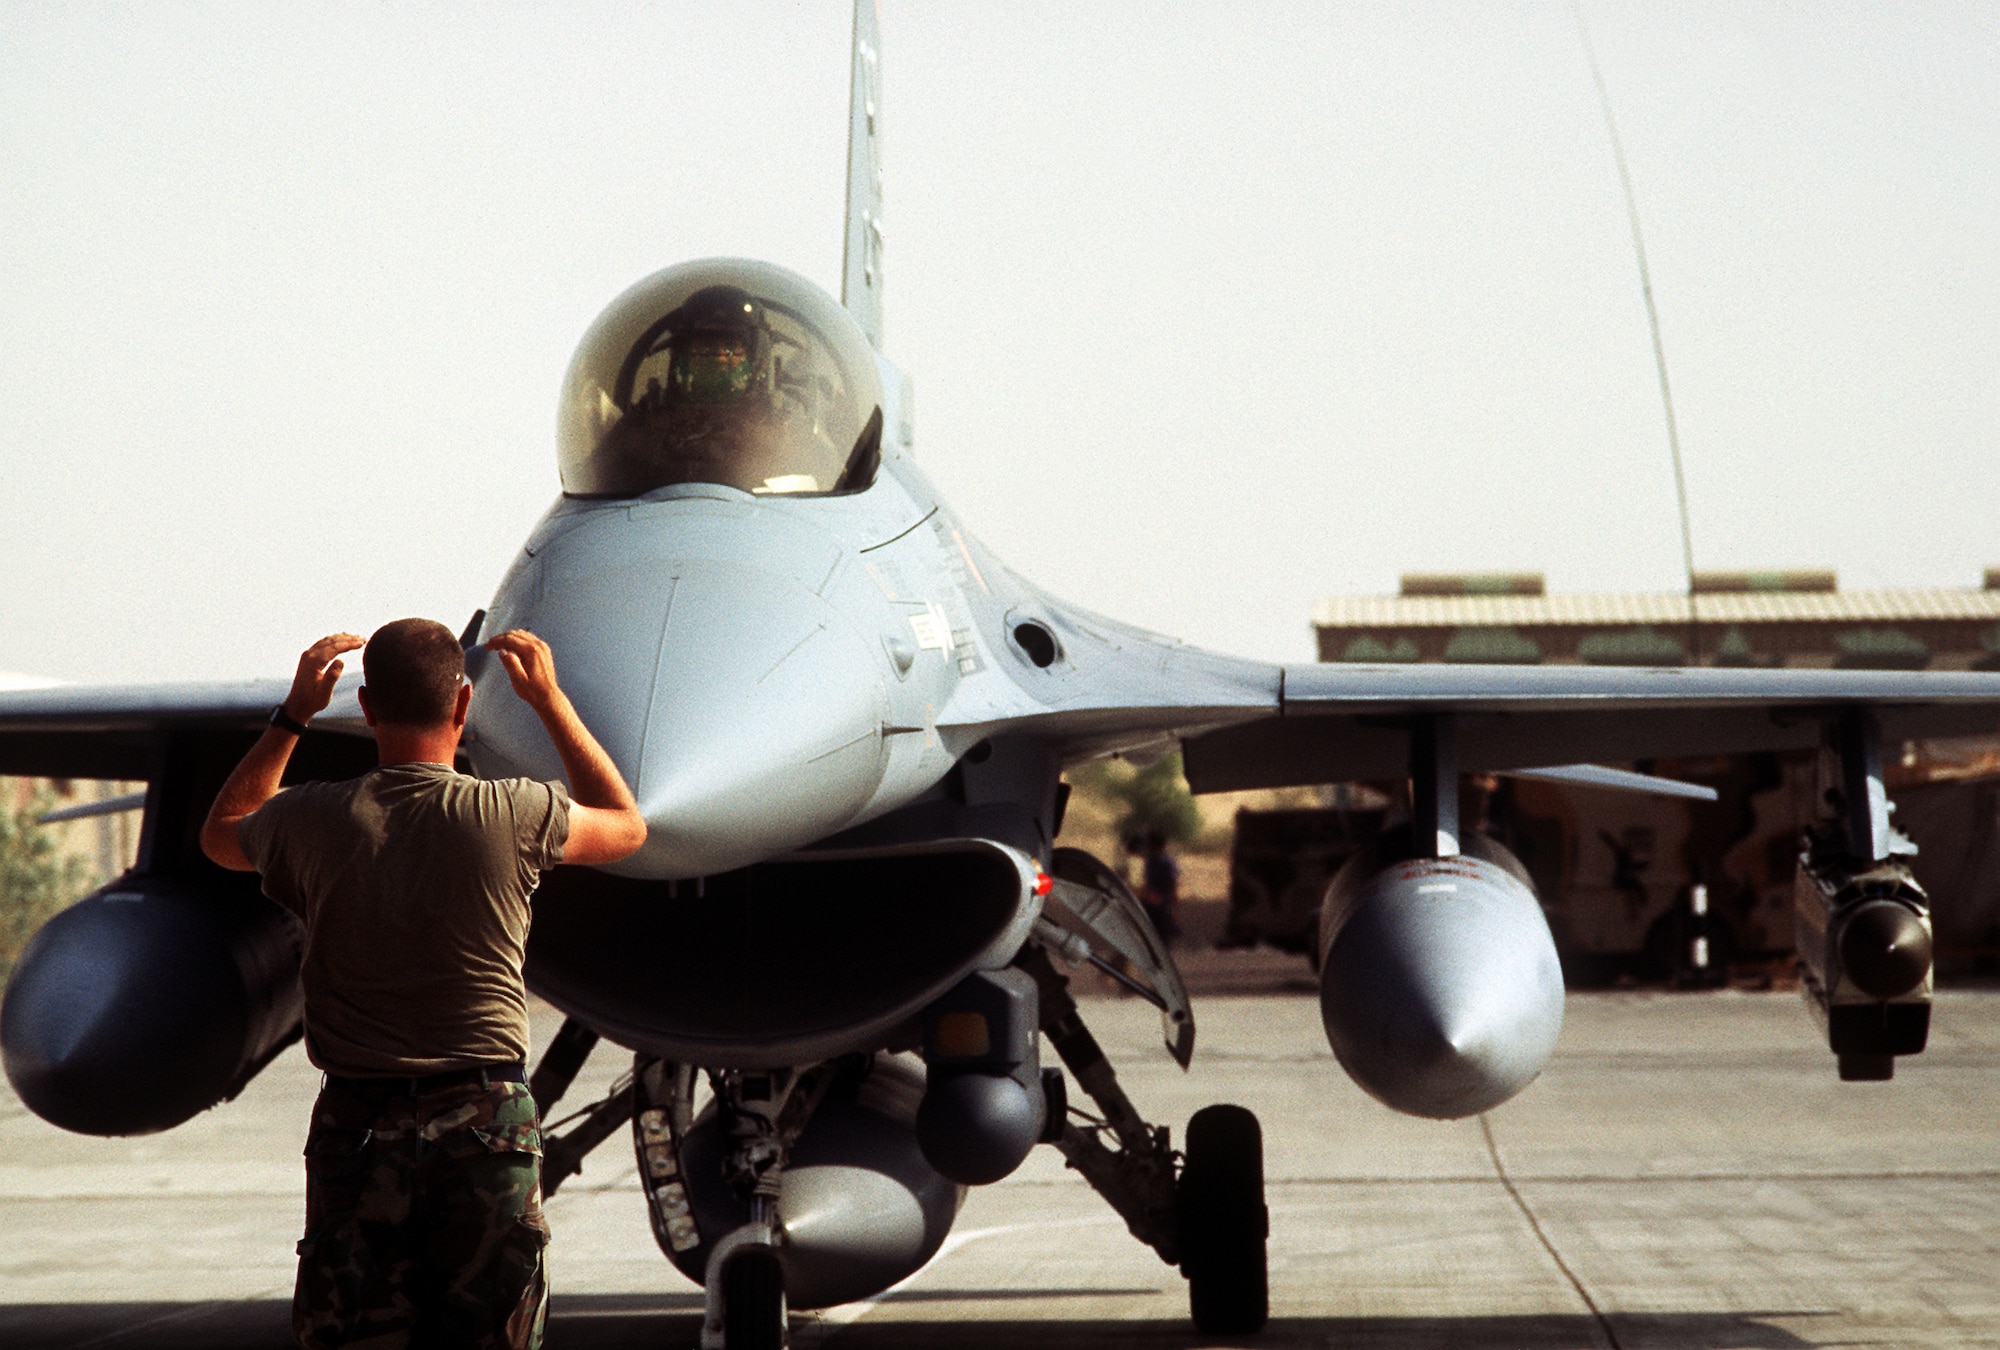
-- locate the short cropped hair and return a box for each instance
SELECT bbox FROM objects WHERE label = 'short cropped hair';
[363,618,465,727]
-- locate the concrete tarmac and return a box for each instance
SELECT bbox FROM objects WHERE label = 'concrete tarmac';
[2,985,1996,1348]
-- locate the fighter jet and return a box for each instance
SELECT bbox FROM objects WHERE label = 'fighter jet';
[1,5,1989,1345]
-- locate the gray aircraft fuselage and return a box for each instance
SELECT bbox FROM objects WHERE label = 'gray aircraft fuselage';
[470,452,975,880]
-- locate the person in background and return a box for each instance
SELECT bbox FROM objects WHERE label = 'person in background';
[1138,829,1182,944]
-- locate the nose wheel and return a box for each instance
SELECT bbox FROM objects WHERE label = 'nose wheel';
[1178,1104,1269,1334]
[719,1246,788,1350]
[701,1220,790,1350]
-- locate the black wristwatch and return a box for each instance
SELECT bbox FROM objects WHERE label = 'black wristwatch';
[269,704,311,737]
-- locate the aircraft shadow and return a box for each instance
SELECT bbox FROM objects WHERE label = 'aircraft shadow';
[801,1311,1827,1349]
[0,1293,702,1350]
[0,1299,1826,1349]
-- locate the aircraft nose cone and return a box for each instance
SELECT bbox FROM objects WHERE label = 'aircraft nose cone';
[1319,855,1564,1119]
[488,559,890,879]
[628,565,890,876]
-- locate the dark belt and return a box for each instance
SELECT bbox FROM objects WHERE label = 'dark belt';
[325,1062,527,1100]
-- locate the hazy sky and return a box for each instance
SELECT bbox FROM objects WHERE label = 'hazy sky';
[3,2,1996,683]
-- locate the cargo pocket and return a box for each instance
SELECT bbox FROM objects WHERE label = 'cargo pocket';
[301,1127,376,1238]
[446,1119,543,1195]
[428,1135,552,1350]
[491,1123,552,1239]
[304,1125,374,1160]
[438,1116,548,1239]
[469,1120,544,1158]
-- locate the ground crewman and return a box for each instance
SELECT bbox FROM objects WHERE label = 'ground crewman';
[200,619,646,1348]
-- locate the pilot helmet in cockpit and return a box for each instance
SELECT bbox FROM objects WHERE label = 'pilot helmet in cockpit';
[650,286,770,409]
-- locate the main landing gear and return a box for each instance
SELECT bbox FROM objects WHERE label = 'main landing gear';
[1180,1104,1269,1334]
[1015,943,1270,1335]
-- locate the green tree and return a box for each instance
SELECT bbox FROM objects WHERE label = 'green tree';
[1577,626,1687,666]
[1442,626,1542,664]
[1338,635,1420,663]
[1,783,93,983]
[1070,751,1202,848]
[1834,627,1931,670]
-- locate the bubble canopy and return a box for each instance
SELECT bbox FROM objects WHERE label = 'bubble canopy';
[558,259,885,499]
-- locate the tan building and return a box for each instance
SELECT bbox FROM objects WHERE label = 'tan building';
[1315,570,2000,671]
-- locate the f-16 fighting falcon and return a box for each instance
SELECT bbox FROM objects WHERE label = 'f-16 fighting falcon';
[1,5,1993,1347]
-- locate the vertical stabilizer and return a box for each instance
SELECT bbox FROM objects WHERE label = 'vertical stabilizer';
[841,0,885,350]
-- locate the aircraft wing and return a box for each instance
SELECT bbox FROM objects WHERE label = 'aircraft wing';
[924,554,2000,785]
[0,679,368,780]
[931,598,2000,790]
[1190,662,2000,792]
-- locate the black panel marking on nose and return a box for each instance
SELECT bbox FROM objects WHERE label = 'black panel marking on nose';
[633,577,679,790]
[859,506,939,554]
[758,624,829,686]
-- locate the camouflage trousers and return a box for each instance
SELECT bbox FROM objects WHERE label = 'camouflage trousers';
[294,1075,550,1349]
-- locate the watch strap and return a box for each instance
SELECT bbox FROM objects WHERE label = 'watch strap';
[269,704,310,737]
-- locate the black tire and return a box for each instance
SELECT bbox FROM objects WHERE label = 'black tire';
[721,1247,787,1350]
[1178,1103,1269,1334]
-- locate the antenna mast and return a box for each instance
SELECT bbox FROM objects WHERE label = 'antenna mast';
[1573,2,1700,662]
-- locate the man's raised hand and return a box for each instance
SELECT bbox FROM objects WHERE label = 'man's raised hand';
[484,630,565,712]
[286,633,364,723]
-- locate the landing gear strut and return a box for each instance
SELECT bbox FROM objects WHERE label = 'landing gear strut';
[527,1017,636,1199]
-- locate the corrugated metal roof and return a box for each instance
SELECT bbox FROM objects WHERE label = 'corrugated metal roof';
[1313,589,2000,629]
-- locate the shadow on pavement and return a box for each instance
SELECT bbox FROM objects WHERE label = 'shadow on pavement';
[863,1287,1163,1303]
[0,1293,703,1350]
[0,1301,1828,1349]
[806,1312,1826,1348]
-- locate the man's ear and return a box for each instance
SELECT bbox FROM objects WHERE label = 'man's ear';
[357,687,378,728]
[452,681,472,729]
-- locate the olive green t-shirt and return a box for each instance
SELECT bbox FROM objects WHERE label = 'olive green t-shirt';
[238,762,570,1077]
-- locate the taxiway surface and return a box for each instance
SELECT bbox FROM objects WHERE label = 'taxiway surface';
[3,982,1996,1348]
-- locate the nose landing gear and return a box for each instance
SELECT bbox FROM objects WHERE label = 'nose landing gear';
[694,1064,836,1350]
[702,1212,787,1350]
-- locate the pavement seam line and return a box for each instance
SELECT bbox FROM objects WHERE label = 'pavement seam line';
[1478,1112,1623,1350]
